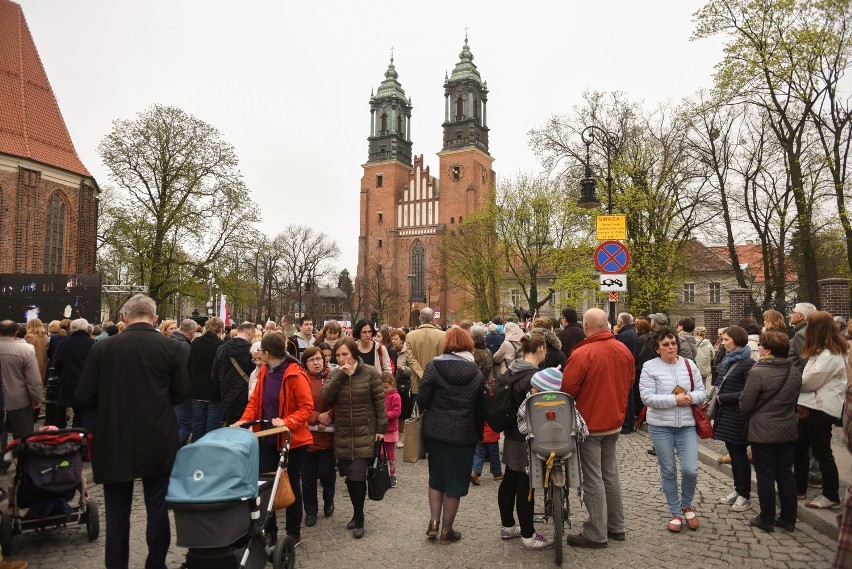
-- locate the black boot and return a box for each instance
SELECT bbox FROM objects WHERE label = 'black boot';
[350,480,367,538]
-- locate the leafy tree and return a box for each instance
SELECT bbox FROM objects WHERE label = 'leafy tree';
[98,104,259,307]
[494,174,594,314]
[441,199,504,321]
[693,0,852,302]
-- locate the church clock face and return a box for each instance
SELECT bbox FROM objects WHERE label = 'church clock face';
[451,164,463,181]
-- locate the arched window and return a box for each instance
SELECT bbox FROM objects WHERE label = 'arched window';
[410,241,425,302]
[456,96,464,120]
[397,113,403,134]
[381,113,388,134]
[44,193,65,273]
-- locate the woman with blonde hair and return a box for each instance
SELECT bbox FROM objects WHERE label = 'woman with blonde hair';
[158,319,177,336]
[762,309,788,334]
[24,318,48,381]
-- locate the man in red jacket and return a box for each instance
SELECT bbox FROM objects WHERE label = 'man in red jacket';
[561,308,635,548]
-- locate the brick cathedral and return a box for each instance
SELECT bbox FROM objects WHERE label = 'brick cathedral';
[0,0,98,277]
[357,38,495,326]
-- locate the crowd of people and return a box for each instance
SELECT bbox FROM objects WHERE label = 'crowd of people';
[0,299,851,568]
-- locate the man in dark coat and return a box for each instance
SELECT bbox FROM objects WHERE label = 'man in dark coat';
[171,318,196,446]
[557,308,585,360]
[615,313,641,433]
[76,294,189,569]
[52,318,96,431]
[214,321,255,425]
[189,317,225,441]
[485,318,505,355]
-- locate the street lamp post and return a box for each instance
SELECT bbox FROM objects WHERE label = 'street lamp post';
[206,272,216,320]
[578,125,619,330]
[407,273,416,328]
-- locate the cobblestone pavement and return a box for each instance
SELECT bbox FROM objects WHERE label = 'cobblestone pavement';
[2,431,839,568]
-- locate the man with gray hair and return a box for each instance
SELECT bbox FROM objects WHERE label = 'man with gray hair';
[172,319,197,445]
[76,294,189,569]
[51,318,96,429]
[789,302,817,371]
[0,320,42,439]
[404,308,446,403]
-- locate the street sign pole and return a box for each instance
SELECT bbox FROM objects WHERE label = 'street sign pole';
[594,240,631,332]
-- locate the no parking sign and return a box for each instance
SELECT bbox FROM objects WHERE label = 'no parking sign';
[594,241,631,275]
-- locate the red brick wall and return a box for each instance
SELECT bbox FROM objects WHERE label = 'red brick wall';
[0,164,96,275]
[728,288,752,322]
[818,278,850,319]
[703,308,723,344]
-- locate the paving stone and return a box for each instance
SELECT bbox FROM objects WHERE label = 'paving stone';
[0,430,838,567]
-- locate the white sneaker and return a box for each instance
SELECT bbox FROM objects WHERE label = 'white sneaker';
[500,525,521,539]
[718,491,738,505]
[731,495,752,512]
[521,533,554,549]
[396,439,404,449]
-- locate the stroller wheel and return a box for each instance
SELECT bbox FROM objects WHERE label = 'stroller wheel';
[272,535,296,569]
[1,511,12,556]
[85,502,99,541]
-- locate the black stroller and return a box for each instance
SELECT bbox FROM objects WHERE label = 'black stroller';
[0,428,98,555]
[166,421,296,569]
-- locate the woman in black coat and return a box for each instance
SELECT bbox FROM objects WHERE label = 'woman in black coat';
[712,325,756,512]
[418,327,484,544]
[52,319,96,431]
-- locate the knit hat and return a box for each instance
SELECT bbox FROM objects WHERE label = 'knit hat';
[531,367,563,392]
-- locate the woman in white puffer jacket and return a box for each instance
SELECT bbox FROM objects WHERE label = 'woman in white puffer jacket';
[639,327,705,533]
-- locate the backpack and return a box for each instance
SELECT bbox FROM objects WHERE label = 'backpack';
[481,369,526,433]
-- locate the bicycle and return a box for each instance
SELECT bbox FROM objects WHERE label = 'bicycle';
[526,391,583,566]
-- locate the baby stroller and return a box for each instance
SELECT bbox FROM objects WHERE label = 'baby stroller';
[0,428,98,555]
[167,421,296,569]
[526,391,583,566]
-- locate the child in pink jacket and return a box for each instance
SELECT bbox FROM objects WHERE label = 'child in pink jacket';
[381,372,402,487]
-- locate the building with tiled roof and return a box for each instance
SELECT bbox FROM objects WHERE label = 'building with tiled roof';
[0,0,98,277]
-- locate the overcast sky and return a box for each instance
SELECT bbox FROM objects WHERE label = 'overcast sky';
[17,0,725,278]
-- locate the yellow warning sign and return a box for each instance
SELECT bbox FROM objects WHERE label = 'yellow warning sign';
[596,215,627,241]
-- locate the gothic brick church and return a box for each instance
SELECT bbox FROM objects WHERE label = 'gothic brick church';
[357,38,495,326]
[0,0,98,277]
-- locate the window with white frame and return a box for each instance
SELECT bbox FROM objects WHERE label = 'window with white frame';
[709,282,721,304]
[510,289,521,306]
[683,283,695,304]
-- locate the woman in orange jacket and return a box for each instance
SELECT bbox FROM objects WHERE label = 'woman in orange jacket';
[234,331,314,547]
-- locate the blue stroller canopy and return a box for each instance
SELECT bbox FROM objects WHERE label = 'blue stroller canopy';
[167,428,259,504]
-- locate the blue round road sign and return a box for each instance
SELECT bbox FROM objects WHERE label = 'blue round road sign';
[594,240,631,274]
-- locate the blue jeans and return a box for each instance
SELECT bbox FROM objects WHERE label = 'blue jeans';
[648,424,698,516]
[175,400,193,446]
[472,442,502,476]
[191,400,224,443]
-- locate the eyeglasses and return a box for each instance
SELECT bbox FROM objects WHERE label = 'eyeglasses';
[658,341,677,347]
[306,355,324,363]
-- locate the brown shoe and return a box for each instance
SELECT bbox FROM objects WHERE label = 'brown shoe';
[718,454,732,464]
[0,560,29,569]
[667,516,683,533]
[470,472,480,486]
[682,507,699,530]
[426,519,439,539]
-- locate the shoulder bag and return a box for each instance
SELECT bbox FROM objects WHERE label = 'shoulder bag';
[367,440,392,501]
[740,366,792,440]
[704,362,740,420]
[229,356,250,384]
[686,359,713,439]
[402,402,426,463]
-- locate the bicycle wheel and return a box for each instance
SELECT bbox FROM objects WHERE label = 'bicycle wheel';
[552,482,563,565]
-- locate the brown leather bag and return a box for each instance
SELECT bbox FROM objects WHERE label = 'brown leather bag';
[273,469,295,510]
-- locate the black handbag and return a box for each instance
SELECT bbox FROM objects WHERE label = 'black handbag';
[367,440,391,501]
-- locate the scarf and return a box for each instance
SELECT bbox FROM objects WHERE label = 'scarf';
[720,345,751,375]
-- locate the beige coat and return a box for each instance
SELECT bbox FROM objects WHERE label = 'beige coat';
[0,337,43,411]
[405,324,445,394]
